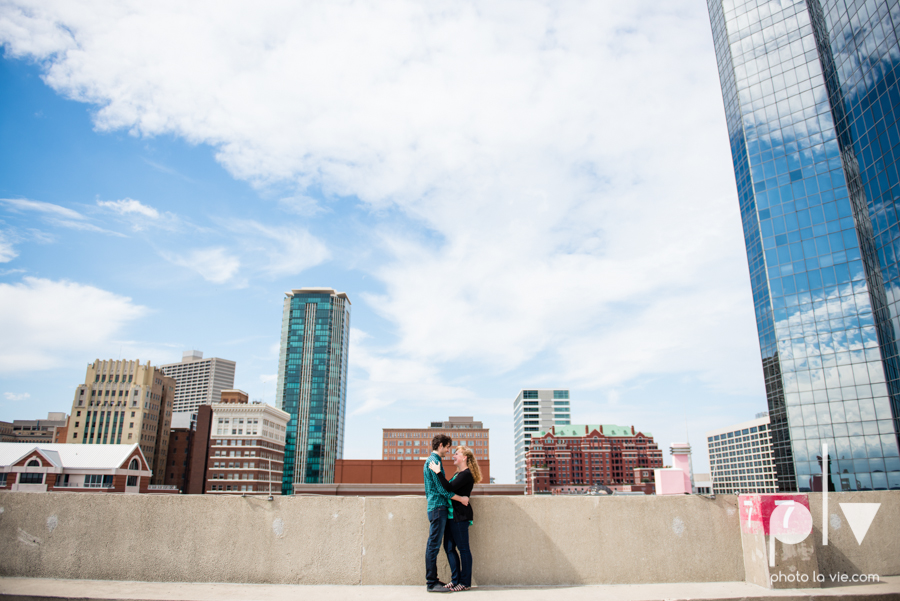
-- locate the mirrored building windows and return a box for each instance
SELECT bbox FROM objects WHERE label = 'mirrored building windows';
[275,288,351,493]
[707,0,900,491]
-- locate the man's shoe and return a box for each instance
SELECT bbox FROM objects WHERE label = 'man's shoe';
[426,583,453,593]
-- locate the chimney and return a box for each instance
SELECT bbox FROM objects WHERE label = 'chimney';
[631,425,635,435]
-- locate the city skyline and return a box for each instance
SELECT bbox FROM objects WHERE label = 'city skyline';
[2,1,777,483]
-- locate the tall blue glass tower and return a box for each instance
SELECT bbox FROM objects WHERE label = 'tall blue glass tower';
[275,287,350,493]
[707,0,900,491]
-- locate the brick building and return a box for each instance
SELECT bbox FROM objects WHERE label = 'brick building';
[383,416,489,462]
[0,442,173,493]
[334,458,491,484]
[163,405,213,494]
[525,424,664,494]
[206,400,289,496]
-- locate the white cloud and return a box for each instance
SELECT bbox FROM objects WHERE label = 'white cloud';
[4,392,30,401]
[162,247,241,284]
[96,197,186,233]
[227,220,330,277]
[2,197,84,220]
[97,198,160,219]
[348,328,475,416]
[0,277,148,372]
[0,231,18,262]
[1,198,124,236]
[277,195,325,217]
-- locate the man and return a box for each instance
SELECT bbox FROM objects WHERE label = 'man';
[423,434,465,593]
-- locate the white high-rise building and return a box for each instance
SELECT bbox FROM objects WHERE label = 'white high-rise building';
[160,351,236,415]
[513,389,571,484]
[706,413,778,495]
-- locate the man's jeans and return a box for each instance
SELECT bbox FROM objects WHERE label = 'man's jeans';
[444,519,472,587]
[425,507,448,586]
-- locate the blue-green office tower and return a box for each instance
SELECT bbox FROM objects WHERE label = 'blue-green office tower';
[707,0,900,491]
[275,288,350,493]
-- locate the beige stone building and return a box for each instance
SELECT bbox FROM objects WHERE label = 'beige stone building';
[68,359,175,485]
[207,399,289,496]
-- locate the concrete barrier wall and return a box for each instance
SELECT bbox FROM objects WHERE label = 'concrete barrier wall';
[0,491,895,585]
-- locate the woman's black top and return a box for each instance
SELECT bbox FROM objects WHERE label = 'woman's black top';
[437,468,475,522]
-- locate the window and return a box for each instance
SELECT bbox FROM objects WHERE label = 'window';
[127,475,137,486]
[553,390,569,399]
[84,475,113,488]
[26,459,40,467]
[19,473,44,484]
[523,390,538,399]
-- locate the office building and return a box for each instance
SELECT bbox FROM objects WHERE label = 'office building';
[524,424,663,494]
[207,398,289,495]
[382,416,490,461]
[9,412,68,444]
[275,288,351,492]
[68,359,175,485]
[707,0,900,491]
[163,405,212,494]
[706,415,778,495]
[513,389,571,484]
[0,422,13,443]
[160,351,236,415]
[0,443,167,494]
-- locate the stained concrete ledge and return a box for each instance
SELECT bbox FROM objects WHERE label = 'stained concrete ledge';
[0,491,896,586]
[1,576,899,601]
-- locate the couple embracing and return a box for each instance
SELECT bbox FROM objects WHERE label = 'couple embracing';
[423,433,482,593]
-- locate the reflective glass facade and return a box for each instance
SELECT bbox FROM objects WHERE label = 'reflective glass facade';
[708,0,900,491]
[275,288,350,493]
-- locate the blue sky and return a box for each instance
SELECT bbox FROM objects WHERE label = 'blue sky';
[1,1,769,482]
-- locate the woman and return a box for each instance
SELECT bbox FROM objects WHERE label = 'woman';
[429,445,482,591]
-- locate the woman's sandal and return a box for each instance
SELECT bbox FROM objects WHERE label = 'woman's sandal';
[452,584,470,591]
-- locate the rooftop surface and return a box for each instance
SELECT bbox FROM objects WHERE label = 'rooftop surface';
[1,577,898,601]
[0,442,142,469]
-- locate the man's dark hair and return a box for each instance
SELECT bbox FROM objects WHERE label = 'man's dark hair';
[431,434,452,451]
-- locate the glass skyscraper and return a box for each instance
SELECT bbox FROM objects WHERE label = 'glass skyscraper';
[275,287,351,493]
[707,0,900,491]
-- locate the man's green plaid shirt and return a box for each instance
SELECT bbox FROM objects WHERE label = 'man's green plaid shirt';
[423,451,454,512]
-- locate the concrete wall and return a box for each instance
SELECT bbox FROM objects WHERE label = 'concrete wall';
[0,491,895,585]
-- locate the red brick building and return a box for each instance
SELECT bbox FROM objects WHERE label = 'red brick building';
[206,401,289,496]
[334,458,490,484]
[525,424,664,495]
[163,405,212,494]
[0,442,174,493]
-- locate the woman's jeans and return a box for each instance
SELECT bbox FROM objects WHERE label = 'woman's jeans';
[443,519,472,587]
